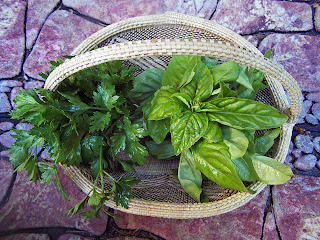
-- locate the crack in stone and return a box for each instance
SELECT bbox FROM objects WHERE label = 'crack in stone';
[260,186,272,240]
[0,170,16,210]
[59,4,110,27]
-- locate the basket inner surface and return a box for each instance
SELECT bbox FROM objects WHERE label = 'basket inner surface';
[64,23,280,204]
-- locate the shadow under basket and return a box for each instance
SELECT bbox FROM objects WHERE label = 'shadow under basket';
[45,12,302,219]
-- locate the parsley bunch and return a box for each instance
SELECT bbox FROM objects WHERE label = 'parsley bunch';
[10,58,147,218]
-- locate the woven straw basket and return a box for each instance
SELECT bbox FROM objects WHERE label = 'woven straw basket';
[44,12,302,219]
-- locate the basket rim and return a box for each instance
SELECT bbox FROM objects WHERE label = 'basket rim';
[44,12,302,219]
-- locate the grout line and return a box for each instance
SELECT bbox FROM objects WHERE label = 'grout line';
[59,4,110,27]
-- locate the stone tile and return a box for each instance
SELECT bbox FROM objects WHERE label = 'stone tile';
[0,165,108,235]
[0,0,26,78]
[212,0,313,34]
[0,233,50,240]
[0,160,14,204]
[10,87,23,108]
[23,10,103,80]
[305,114,319,125]
[273,175,320,240]
[262,212,280,240]
[314,137,320,154]
[26,0,61,49]
[315,6,320,32]
[106,237,146,240]
[40,149,51,161]
[295,134,314,154]
[242,35,259,47]
[259,34,320,92]
[0,122,14,131]
[306,91,320,102]
[115,187,270,240]
[312,102,320,120]
[0,80,23,93]
[294,154,317,171]
[57,234,92,240]
[0,131,15,148]
[0,150,10,158]
[15,122,33,131]
[24,80,44,89]
[63,0,217,24]
[0,93,12,113]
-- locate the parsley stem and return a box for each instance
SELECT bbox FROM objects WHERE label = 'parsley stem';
[99,145,105,193]
[103,170,116,182]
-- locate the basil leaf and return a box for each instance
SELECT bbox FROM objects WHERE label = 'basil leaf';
[128,68,164,104]
[147,86,182,120]
[178,149,203,202]
[237,67,264,100]
[210,61,240,85]
[143,99,170,144]
[162,55,197,88]
[202,56,218,70]
[205,98,288,130]
[255,128,281,155]
[145,140,175,159]
[232,153,258,182]
[235,65,253,91]
[251,154,294,184]
[217,82,238,98]
[203,121,222,143]
[170,110,208,155]
[242,130,256,155]
[171,92,192,108]
[191,140,248,192]
[221,126,248,160]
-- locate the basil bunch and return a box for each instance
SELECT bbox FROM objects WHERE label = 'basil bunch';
[129,54,293,202]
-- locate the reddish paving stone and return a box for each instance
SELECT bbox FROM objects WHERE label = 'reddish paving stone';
[0,122,14,131]
[26,0,61,49]
[0,93,11,113]
[0,80,23,93]
[63,0,217,24]
[0,131,15,149]
[0,165,108,234]
[242,35,259,47]
[115,187,270,240]
[24,80,44,89]
[315,7,320,32]
[212,0,313,34]
[57,234,93,240]
[306,92,320,102]
[259,34,320,92]
[23,10,103,80]
[0,0,26,78]
[0,233,50,240]
[106,237,146,240]
[273,175,320,240]
[0,160,14,203]
[10,86,23,108]
[263,212,280,240]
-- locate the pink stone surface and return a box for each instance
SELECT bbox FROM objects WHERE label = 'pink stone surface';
[0,122,14,131]
[57,234,92,240]
[63,0,217,24]
[0,93,11,113]
[0,0,26,78]
[242,35,259,47]
[262,212,280,240]
[0,233,50,240]
[24,80,44,89]
[315,7,320,32]
[0,80,23,92]
[0,160,14,203]
[0,165,108,235]
[26,0,61,49]
[0,131,15,148]
[15,122,34,131]
[273,175,320,240]
[23,10,103,80]
[258,34,320,92]
[306,92,320,102]
[213,0,313,34]
[10,86,23,108]
[115,187,270,240]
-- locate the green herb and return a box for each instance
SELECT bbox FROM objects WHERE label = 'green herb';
[10,58,146,217]
[130,54,293,202]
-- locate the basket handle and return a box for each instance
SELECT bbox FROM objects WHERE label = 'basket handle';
[45,38,302,124]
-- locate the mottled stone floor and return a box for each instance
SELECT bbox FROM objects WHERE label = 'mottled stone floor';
[1,0,320,239]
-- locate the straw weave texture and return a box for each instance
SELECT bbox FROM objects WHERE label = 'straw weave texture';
[45,12,302,219]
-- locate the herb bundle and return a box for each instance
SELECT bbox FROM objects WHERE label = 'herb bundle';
[9,52,293,218]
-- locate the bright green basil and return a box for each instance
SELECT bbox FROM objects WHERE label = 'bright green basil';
[255,128,281,155]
